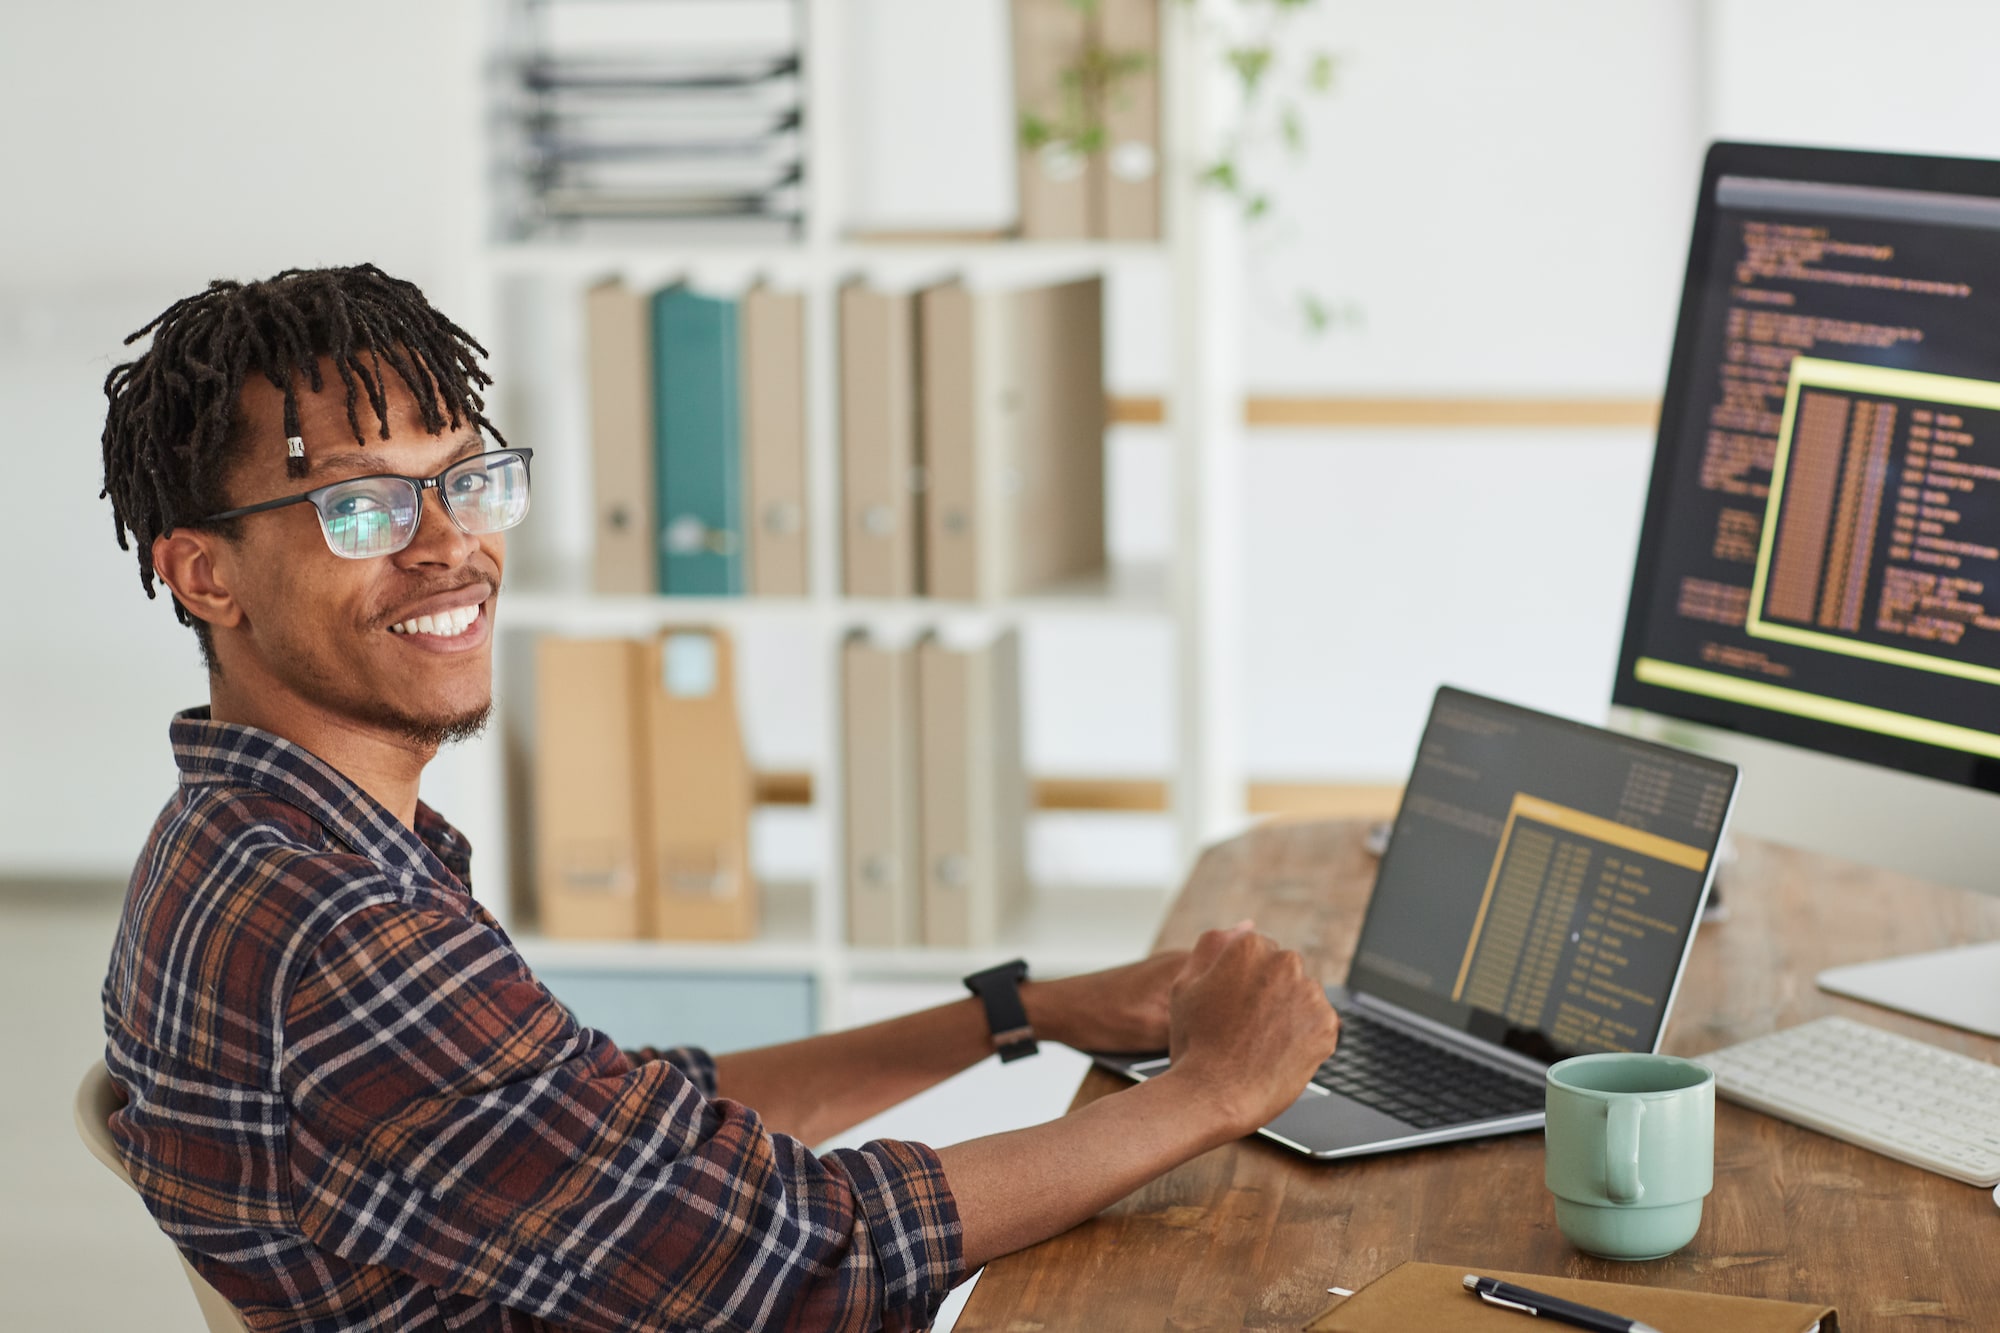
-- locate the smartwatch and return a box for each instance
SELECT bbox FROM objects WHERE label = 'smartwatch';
[963,958,1038,1063]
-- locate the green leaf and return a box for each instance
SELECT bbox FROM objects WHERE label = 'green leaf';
[1308,52,1336,92]
[1281,105,1304,153]
[1019,114,1052,150]
[1244,193,1271,220]
[1200,158,1239,192]
[1301,293,1329,334]
[1227,45,1273,97]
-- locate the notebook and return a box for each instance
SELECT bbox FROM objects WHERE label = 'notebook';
[1095,686,1740,1158]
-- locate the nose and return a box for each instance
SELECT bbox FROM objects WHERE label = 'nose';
[394,486,482,569]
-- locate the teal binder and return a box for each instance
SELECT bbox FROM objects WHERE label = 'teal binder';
[651,285,743,595]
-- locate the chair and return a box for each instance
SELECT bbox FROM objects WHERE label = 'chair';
[73,1062,251,1333]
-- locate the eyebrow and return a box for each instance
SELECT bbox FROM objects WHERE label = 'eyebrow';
[306,433,487,481]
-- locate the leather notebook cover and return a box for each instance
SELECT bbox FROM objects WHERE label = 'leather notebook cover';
[1304,1262,1837,1333]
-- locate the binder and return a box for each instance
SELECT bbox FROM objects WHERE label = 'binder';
[1097,0,1161,241]
[584,278,657,594]
[916,628,1027,950]
[843,632,924,947]
[652,285,745,595]
[1010,275,1106,591]
[637,628,758,941]
[1010,0,1098,239]
[919,276,1105,600]
[532,637,649,940]
[919,278,1014,600]
[839,281,923,597]
[741,284,810,597]
[1304,1262,1834,1333]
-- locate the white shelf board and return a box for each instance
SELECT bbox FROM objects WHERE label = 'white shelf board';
[515,879,821,975]
[483,239,1165,278]
[843,885,1172,981]
[500,564,1169,634]
[499,590,821,634]
[509,883,1171,982]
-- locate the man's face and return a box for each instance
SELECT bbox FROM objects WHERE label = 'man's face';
[208,367,506,750]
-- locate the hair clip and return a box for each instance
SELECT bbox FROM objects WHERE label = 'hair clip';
[286,434,307,479]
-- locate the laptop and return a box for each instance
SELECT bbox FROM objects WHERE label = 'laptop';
[1095,685,1740,1159]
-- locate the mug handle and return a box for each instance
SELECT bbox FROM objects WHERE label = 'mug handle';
[1606,1100,1645,1204]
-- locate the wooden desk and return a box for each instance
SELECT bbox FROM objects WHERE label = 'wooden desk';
[957,820,2000,1332]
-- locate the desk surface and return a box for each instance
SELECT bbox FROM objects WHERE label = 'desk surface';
[956,820,2000,1332]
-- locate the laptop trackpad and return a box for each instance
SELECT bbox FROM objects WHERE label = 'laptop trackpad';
[1262,1087,1410,1154]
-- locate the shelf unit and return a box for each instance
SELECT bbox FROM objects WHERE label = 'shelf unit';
[437,0,1247,1035]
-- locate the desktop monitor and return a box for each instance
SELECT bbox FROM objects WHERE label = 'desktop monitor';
[1609,141,2000,1036]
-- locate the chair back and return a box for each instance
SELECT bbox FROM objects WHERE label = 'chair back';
[73,1062,252,1333]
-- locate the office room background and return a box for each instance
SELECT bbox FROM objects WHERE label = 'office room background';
[3,1,1996,1328]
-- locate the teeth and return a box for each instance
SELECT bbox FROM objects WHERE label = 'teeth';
[390,604,479,638]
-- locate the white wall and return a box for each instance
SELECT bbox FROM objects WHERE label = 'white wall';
[8,0,2000,878]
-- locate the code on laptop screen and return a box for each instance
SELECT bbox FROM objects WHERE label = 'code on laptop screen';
[1347,687,1739,1060]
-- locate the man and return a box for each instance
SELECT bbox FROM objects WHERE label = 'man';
[99,265,1341,1331]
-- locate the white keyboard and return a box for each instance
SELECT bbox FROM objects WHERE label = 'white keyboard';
[1699,1015,2000,1186]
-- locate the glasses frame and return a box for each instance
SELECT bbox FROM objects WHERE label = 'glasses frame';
[195,447,535,559]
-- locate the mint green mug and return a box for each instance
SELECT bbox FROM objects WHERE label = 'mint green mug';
[1544,1053,1715,1260]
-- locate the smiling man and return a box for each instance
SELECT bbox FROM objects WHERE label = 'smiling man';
[97,265,1341,1332]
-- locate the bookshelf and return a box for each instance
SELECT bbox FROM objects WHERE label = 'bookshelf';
[438,0,1246,1038]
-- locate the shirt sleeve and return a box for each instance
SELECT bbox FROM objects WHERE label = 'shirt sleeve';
[279,902,964,1332]
[626,1045,720,1098]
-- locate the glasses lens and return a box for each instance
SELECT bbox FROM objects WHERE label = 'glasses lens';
[317,479,420,558]
[442,451,532,534]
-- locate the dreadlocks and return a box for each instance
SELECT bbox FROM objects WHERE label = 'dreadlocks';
[99,264,506,670]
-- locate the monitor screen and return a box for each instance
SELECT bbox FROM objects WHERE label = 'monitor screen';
[1614,142,2000,792]
[1348,688,1739,1061]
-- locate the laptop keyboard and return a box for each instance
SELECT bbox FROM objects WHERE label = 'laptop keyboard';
[1314,1009,1545,1130]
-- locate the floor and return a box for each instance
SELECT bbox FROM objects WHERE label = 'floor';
[0,884,1097,1330]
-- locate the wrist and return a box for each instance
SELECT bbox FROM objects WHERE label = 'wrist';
[1018,979,1067,1048]
[1149,1062,1254,1146]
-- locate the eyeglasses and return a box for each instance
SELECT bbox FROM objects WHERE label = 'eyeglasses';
[198,448,535,560]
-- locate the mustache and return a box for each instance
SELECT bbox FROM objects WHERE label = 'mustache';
[371,572,500,629]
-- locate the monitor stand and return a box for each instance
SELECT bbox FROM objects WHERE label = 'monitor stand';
[1817,941,2000,1039]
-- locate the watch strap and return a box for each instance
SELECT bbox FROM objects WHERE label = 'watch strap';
[963,958,1038,1062]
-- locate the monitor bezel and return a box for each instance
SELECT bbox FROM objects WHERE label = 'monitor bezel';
[1610,140,2000,797]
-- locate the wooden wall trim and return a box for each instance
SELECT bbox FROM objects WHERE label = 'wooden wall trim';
[753,772,1402,820]
[1107,395,1659,430]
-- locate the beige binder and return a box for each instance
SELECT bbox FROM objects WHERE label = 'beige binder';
[637,628,758,941]
[1097,0,1161,241]
[917,628,1028,950]
[918,279,986,601]
[839,281,923,597]
[584,279,657,595]
[532,637,648,939]
[843,632,924,947]
[1011,276,1107,591]
[741,284,809,597]
[920,276,1105,600]
[1011,0,1098,239]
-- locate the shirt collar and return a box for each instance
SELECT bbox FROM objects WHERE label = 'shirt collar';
[170,706,473,888]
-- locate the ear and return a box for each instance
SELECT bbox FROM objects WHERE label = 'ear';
[151,529,246,632]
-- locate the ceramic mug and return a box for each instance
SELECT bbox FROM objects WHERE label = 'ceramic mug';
[1544,1052,1715,1260]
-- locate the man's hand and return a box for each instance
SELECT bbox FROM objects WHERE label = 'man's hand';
[1021,951,1188,1053]
[1162,923,1342,1134]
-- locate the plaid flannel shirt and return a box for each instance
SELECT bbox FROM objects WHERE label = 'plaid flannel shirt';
[102,709,964,1331]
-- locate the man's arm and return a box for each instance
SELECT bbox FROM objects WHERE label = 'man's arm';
[707,952,1186,1145]
[718,925,1341,1271]
[939,927,1340,1268]
[283,903,962,1333]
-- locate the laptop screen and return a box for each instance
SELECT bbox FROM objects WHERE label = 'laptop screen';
[1347,687,1739,1062]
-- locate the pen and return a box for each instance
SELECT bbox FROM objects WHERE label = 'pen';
[1462,1274,1662,1333]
